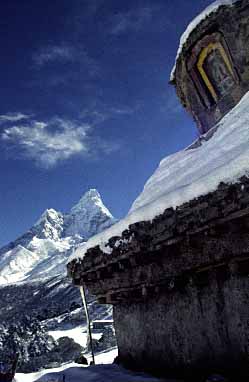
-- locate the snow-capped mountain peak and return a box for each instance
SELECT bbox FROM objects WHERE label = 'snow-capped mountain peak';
[64,189,115,240]
[35,208,62,225]
[34,208,64,241]
[0,189,116,285]
[70,189,113,219]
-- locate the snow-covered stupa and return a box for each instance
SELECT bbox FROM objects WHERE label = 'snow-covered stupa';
[171,0,249,134]
[68,1,249,379]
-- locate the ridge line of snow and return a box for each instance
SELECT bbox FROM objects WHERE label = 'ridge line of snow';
[69,90,249,262]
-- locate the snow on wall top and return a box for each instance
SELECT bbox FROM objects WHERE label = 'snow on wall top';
[69,90,249,263]
[170,0,239,82]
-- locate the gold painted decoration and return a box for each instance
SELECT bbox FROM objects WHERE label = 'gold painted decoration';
[197,42,236,102]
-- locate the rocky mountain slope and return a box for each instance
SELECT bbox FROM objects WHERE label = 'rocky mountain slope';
[0,189,116,372]
[0,189,115,285]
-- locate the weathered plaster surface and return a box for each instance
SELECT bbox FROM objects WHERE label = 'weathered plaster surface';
[173,0,249,133]
[114,274,249,378]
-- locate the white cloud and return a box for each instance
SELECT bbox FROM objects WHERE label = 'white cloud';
[109,106,135,115]
[1,113,121,168]
[1,117,91,168]
[32,44,77,67]
[0,112,30,123]
[31,43,99,84]
[32,43,98,73]
[79,105,135,126]
[110,7,154,35]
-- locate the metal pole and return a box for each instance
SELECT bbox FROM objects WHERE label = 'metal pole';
[80,284,95,365]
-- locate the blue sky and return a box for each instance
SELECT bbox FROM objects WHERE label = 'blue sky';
[0,0,213,247]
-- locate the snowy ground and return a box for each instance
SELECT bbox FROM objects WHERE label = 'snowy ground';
[15,349,118,382]
[15,348,172,382]
[48,326,102,348]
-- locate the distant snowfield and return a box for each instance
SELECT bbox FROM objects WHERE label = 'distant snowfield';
[0,237,72,285]
[15,348,166,382]
[71,90,249,261]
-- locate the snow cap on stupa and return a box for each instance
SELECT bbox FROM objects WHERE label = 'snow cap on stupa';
[170,0,249,134]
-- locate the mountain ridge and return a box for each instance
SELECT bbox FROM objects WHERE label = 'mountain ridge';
[0,189,115,285]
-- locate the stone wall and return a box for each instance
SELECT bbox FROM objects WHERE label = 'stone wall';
[68,177,249,378]
[68,176,249,295]
[114,274,249,378]
[172,0,249,134]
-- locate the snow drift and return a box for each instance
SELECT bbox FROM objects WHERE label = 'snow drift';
[71,90,249,261]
